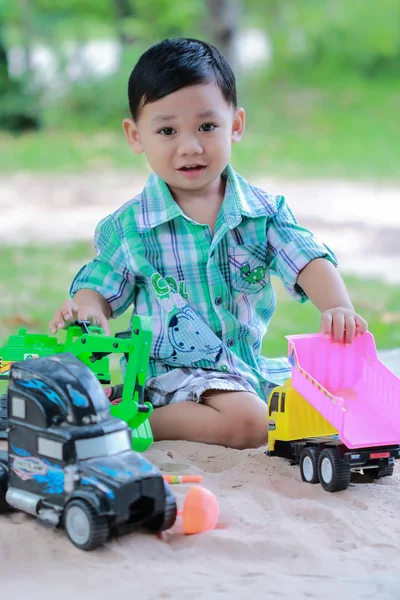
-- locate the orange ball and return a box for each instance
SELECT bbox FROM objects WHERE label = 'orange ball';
[181,485,219,535]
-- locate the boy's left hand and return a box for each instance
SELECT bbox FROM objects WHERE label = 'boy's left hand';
[320,306,368,345]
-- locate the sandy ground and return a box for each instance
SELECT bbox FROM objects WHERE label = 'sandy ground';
[0,349,399,600]
[1,431,400,600]
[1,172,400,599]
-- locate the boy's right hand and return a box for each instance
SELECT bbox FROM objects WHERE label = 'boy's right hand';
[49,299,111,335]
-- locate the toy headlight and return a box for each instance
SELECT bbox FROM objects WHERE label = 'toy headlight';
[64,465,81,494]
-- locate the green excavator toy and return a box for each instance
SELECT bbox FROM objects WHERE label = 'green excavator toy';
[0,317,154,451]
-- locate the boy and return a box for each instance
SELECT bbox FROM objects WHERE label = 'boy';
[50,38,367,449]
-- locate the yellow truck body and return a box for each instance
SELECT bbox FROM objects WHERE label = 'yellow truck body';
[267,378,337,452]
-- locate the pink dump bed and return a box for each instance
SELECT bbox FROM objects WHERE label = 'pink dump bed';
[287,332,400,449]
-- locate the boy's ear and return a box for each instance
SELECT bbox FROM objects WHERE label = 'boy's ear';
[231,107,245,143]
[123,118,144,154]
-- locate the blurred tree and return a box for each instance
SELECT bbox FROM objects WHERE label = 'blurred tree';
[112,0,136,46]
[206,0,240,66]
[0,28,9,85]
[14,0,33,71]
[0,13,39,132]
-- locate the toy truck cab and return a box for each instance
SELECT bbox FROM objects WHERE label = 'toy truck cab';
[0,329,64,439]
[267,378,337,457]
[0,354,176,550]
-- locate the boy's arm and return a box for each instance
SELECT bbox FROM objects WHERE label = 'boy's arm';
[265,194,367,344]
[70,214,135,319]
[296,258,367,344]
[50,213,135,335]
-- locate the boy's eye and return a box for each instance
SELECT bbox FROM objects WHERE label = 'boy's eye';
[199,123,216,132]
[158,127,175,136]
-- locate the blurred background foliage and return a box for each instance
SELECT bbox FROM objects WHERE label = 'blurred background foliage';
[0,0,399,178]
[0,0,399,357]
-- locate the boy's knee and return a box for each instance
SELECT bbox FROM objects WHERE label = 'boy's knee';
[231,411,268,449]
[225,393,268,450]
[203,390,268,450]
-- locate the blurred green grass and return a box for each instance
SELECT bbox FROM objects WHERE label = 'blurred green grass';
[1,77,399,180]
[1,243,399,359]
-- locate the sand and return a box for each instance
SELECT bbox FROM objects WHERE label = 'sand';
[1,347,400,600]
[0,439,400,600]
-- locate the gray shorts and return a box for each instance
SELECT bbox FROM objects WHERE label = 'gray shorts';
[144,367,275,408]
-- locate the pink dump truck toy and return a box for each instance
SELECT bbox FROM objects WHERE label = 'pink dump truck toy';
[266,332,400,492]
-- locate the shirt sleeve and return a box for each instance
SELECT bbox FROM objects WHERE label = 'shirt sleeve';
[267,195,338,303]
[69,215,135,318]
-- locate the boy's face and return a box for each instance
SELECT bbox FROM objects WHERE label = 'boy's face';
[123,82,245,199]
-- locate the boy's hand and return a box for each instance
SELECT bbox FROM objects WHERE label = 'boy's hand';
[320,306,368,345]
[49,299,111,335]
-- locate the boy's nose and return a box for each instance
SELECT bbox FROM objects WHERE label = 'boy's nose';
[176,136,203,156]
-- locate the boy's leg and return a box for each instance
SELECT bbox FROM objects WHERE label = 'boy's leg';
[149,390,268,450]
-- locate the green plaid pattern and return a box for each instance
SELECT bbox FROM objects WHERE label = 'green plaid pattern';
[70,165,337,401]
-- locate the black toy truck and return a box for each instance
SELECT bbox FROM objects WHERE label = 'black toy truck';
[0,353,176,550]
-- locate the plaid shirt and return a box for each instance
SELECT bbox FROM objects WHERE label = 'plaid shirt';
[70,165,337,400]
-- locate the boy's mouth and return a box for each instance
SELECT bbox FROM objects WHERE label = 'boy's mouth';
[177,164,207,179]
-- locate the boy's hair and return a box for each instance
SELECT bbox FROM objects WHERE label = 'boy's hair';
[128,38,237,121]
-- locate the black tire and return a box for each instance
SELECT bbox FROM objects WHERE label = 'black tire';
[370,464,395,480]
[300,447,320,484]
[318,448,351,492]
[0,464,8,512]
[0,394,8,439]
[64,499,109,551]
[145,483,177,533]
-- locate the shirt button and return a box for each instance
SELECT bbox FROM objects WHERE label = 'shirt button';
[227,339,234,348]
[215,296,222,305]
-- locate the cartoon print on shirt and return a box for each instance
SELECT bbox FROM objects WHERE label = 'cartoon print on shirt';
[167,306,223,366]
[151,273,169,296]
[150,272,187,312]
[240,262,266,284]
[227,245,268,295]
[164,276,189,299]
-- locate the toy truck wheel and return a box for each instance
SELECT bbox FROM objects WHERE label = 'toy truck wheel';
[300,447,320,484]
[145,483,177,533]
[318,448,351,492]
[0,464,8,512]
[64,499,109,550]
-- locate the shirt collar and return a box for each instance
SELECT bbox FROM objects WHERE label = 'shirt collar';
[225,164,278,219]
[137,172,183,231]
[137,164,277,231]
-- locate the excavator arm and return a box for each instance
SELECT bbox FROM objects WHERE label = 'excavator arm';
[64,317,154,451]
